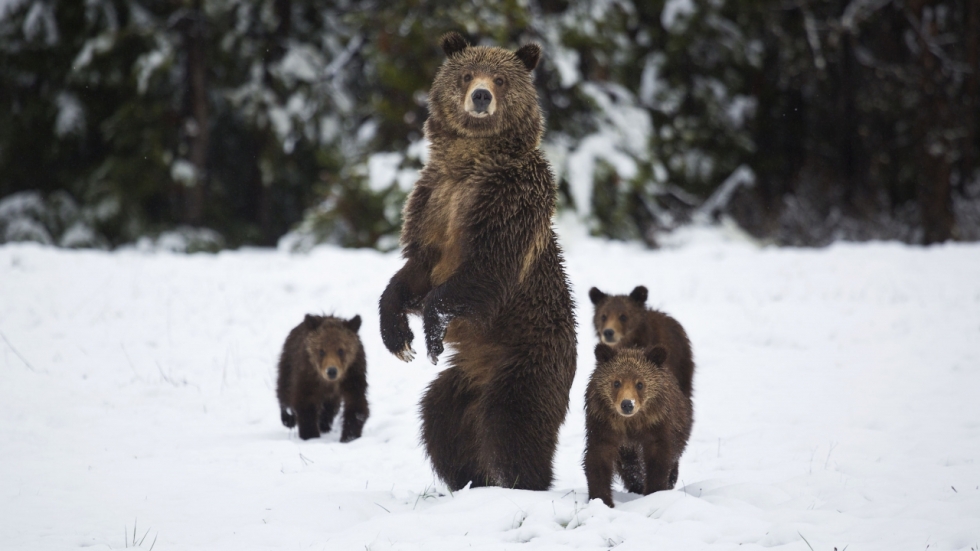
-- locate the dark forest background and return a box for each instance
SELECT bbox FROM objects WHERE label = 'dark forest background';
[1,0,978,251]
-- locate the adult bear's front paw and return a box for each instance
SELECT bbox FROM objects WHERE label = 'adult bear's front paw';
[425,331,444,365]
[380,309,415,362]
[422,299,448,365]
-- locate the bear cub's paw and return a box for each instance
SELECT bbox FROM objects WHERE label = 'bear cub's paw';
[280,407,296,428]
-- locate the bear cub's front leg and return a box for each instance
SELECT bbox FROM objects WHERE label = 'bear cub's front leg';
[280,406,296,428]
[296,405,320,440]
[319,399,339,433]
[339,398,369,443]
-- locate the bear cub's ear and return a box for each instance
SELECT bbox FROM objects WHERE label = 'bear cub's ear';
[588,287,608,305]
[629,286,648,305]
[304,314,322,330]
[441,32,469,58]
[594,343,616,364]
[644,345,668,367]
[515,43,541,71]
[345,314,362,334]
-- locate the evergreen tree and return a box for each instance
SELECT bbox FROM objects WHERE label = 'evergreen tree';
[1,0,977,249]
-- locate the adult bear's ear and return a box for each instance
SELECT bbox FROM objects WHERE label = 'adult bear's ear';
[644,345,668,367]
[588,287,607,305]
[345,315,362,334]
[515,42,541,71]
[304,314,321,330]
[441,32,469,58]
[594,343,616,364]
[629,286,648,305]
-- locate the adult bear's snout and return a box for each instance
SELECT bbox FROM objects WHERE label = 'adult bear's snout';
[471,89,493,112]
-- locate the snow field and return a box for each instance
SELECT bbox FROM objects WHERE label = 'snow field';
[1,226,979,550]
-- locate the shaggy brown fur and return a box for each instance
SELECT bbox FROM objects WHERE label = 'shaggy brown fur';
[276,314,368,442]
[379,32,576,491]
[584,344,693,507]
[589,286,695,398]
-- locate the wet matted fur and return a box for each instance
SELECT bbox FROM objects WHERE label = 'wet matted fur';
[379,32,576,491]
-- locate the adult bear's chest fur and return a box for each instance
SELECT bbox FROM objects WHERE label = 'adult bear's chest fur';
[421,172,479,287]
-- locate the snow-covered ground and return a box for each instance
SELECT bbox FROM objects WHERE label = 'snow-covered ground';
[2,223,979,550]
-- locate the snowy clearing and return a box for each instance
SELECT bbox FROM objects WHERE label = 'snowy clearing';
[2,224,979,550]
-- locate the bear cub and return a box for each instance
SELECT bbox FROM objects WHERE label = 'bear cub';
[589,285,695,398]
[276,314,368,442]
[584,344,693,508]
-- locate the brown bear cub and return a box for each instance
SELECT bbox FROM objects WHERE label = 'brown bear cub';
[379,32,576,491]
[584,344,693,507]
[589,286,695,398]
[276,314,368,442]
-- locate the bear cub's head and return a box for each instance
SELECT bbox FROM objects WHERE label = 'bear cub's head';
[428,31,542,139]
[302,314,361,383]
[593,343,670,418]
[589,286,649,345]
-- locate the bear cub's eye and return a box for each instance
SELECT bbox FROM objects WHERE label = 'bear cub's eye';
[463,74,473,82]
[619,314,627,322]
[601,315,607,322]
[494,77,504,86]
[613,380,621,388]
[636,382,644,390]
[318,349,326,359]
[337,349,345,361]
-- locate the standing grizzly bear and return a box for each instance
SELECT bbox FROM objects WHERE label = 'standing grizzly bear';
[379,32,576,491]
[589,285,695,398]
[584,344,693,507]
[276,314,368,442]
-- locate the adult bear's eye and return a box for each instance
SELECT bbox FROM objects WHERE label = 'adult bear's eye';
[636,382,643,390]
[613,381,621,388]
[318,349,326,359]
[494,77,504,86]
[463,74,472,82]
[601,315,607,322]
[619,315,627,322]
[337,349,345,361]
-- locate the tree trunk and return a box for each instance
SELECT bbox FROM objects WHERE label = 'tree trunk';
[184,0,209,226]
[964,0,979,189]
[253,0,292,245]
[838,31,860,211]
[909,0,954,244]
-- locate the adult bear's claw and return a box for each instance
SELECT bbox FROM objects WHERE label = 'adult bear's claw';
[396,345,416,363]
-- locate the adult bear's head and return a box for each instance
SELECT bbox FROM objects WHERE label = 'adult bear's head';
[426,31,543,144]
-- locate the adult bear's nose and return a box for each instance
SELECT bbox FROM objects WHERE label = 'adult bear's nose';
[620,399,634,415]
[326,366,338,380]
[603,329,615,341]
[471,89,492,112]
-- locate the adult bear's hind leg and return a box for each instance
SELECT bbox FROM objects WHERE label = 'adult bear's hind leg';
[479,365,565,491]
[419,367,485,491]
